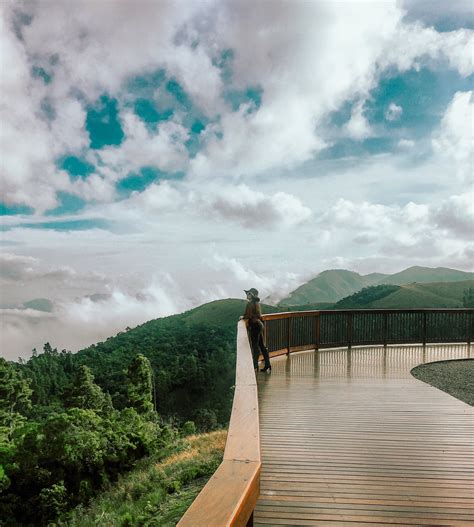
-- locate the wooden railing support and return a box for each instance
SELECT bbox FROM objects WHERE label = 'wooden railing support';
[423,312,427,347]
[314,314,320,351]
[286,317,291,355]
[347,312,353,349]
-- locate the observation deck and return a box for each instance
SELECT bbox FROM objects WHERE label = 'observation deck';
[179,309,474,526]
[255,344,473,525]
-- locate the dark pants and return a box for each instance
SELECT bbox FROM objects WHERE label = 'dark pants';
[249,323,271,369]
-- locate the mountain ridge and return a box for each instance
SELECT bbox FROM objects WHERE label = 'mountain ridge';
[279,266,474,306]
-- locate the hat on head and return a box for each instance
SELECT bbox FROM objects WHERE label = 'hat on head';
[244,288,259,297]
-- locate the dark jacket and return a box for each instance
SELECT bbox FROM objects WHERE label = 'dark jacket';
[243,298,264,328]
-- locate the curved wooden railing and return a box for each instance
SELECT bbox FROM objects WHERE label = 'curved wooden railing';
[178,320,260,527]
[178,308,473,525]
[262,308,473,358]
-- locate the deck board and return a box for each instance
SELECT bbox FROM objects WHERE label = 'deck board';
[255,345,474,526]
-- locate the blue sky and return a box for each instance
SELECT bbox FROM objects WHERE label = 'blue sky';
[1,0,473,358]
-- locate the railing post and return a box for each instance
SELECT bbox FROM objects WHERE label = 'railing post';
[347,312,353,349]
[422,312,427,347]
[314,313,320,351]
[383,312,388,347]
[287,316,291,355]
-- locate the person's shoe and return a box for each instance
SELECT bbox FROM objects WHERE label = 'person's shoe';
[260,366,271,373]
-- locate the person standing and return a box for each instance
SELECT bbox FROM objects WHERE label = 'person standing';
[242,288,271,373]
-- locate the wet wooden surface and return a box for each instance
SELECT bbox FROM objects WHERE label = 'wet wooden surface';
[255,345,474,526]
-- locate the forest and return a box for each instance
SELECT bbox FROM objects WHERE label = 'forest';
[0,310,238,525]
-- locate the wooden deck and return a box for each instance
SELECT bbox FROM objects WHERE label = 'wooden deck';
[255,345,474,526]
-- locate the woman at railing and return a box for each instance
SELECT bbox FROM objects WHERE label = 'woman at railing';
[242,288,271,373]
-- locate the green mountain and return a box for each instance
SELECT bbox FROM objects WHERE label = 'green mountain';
[336,280,474,309]
[279,269,384,305]
[280,266,473,306]
[176,298,280,328]
[376,266,474,286]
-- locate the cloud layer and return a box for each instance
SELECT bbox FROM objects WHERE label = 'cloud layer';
[1,1,473,359]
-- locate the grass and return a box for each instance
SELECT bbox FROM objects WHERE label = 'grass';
[411,359,474,406]
[68,430,226,527]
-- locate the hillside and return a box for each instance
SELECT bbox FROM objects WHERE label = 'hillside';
[280,266,473,306]
[3,299,266,526]
[279,269,386,305]
[177,298,280,327]
[68,430,226,527]
[335,280,474,309]
[376,266,474,286]
[371,280,474,308]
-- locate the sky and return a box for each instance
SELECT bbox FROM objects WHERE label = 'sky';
[1,0,473,360]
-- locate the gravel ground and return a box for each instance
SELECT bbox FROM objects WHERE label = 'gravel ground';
[411,358,474,406]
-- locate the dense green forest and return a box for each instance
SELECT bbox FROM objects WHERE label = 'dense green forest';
[0,300,256,525]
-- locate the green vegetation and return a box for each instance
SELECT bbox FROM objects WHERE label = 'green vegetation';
[335,285,400,308]
[377,266,474,286]
[0,354,168,525]
[369,280,474,308]
[411,359,474,406]
[463,287,474,308]
[68,430,226,527]
[279,266,474,306]
[279,269,382,305]
[290,280,474,310]
[1,299,271,525]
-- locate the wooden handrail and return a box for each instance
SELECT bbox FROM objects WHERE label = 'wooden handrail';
[178,320,260,527]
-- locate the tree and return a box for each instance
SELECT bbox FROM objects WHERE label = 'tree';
[64,365,111,413]
[463,288,474,308]
[0,359,32,494]
[126,354,154,414]
[0,358,32,439]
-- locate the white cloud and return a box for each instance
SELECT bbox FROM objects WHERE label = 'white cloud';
[207,253,300,303]
[431,192,474,238]
[192,184,312,229]
[385,102,403,121]
[432,91,473,182]
[380,22,474,76]
[0,276,188,361]
[0,252,109,306]
[344,100,373,140]
[190,1,474,177]
[398,138,415,148]
[2,0,474,212]
[95,112,190,181]
[320,192,473,257]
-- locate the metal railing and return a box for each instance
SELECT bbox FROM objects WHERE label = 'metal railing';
[179,308,473,525]
[263,309,473,357]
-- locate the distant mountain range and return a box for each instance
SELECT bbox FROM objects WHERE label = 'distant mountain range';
[278,266,474,305]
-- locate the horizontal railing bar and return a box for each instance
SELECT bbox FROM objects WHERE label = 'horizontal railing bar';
[262,308,474,320]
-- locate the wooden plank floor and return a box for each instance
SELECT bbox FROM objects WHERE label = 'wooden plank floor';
[255,345,474,526]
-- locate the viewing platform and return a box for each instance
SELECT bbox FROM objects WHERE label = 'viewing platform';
[179,309,474,526]
[255,344,473,525]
